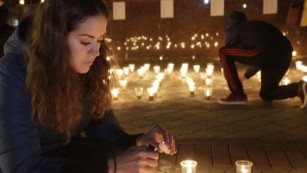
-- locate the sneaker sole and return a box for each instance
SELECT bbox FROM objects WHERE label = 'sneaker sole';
[300,82,307,109]
[218,99,247,105]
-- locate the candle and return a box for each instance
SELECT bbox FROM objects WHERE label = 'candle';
[193,65,200,73]
[111,88,119,100]
[158,141,170,154]
[180,160,197,173]
[119,79,127,89]
[134,87,143,99]
[235,160,253,173]
[204,86,212,99]
[147,87,155,101]
[282,77,290,85]
[205,77,212,86]
[128,64,135,72]
[189,84,195,97]
[153,65,160,74]
[137,68,145,79]
[123,67,130,76]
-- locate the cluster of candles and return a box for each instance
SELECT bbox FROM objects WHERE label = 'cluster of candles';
[111,63,174,101]
[112,33,220,52]
[280,60,307,86]
[183,62,214,99]
[110,59,307,101]
[110,61,215,101]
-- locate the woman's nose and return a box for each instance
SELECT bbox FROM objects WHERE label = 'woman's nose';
[91,43,100,57]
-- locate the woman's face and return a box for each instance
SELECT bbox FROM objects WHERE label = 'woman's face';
[67,14,107,74]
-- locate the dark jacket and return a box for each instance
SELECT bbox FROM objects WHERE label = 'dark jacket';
[0,19,138,173]
[0,24,14,58]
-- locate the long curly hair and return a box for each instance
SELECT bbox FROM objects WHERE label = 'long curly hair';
[25,0,115,138]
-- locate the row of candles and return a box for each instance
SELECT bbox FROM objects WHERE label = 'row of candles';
[180,159,252,173]
[110,60,307,101]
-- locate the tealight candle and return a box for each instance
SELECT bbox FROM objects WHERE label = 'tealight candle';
[282,77,290,85]
[153,65,160,74]
[134,87,143,99]
[235,160,253,173]
[189,84,195,97]
[123,67,130,76]
[204,86,212,99]
[119,79,127,89]
[147,87,155,101]
[193,65,200,73]
[180,160,197,173]
[205,77,212,86]
[111,88,119,100]
[158,141,170,154]
[128,64,135,72]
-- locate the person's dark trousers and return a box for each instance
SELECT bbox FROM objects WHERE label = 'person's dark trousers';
[259,52,298,101]
[219,46,261,97]
[219,46,298,101]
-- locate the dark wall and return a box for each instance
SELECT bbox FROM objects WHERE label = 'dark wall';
[13,0,307,64]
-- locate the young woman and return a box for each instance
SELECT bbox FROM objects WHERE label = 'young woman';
[0,0,176,172]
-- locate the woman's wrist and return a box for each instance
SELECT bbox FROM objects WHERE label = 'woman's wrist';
[108,158,114,173]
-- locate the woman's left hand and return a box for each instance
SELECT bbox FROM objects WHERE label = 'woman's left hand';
[136,125,177,155]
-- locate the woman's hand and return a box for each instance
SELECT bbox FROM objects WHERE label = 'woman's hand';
[136,125,177,155]
[109,146,159,173]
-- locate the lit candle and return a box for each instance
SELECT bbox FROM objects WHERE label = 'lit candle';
[153,66,160,74]
[180,160,197,173]
[123,67,130,76]
[282,77,290,85]
[111,88,119,100]
[193,65,200,73]
[119,79,127,89]
[134,87,143,99]
[189,84,195,97]
[137,68,145,79]
[235,160,253,173]
[205,86,212,99]
[205,77,212,86]
[128,64,135,72]
[147,87,155,101]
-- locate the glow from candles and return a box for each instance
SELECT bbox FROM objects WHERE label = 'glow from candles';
[123,67,130,76]
[193,65,200,73]
[137,68,145,79]
[128,64,135,72]
[116,69,124,78]
[282,77,290,85]
[135,87,143,99]
[205,86,212,99]
[111,88,119,99]
[153,66,160,74]
[119,79,127,89]
[205,78,212,86]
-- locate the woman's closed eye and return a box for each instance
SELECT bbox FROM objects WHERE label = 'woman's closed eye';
[81,40,104,46]
[81,41,90,45]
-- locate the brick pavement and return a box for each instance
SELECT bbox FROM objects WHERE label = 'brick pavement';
[112,62,307,172]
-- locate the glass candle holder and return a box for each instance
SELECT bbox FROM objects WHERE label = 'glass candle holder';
[235,160,253,173]
[134,87,143,99]
[180,160,197,173]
